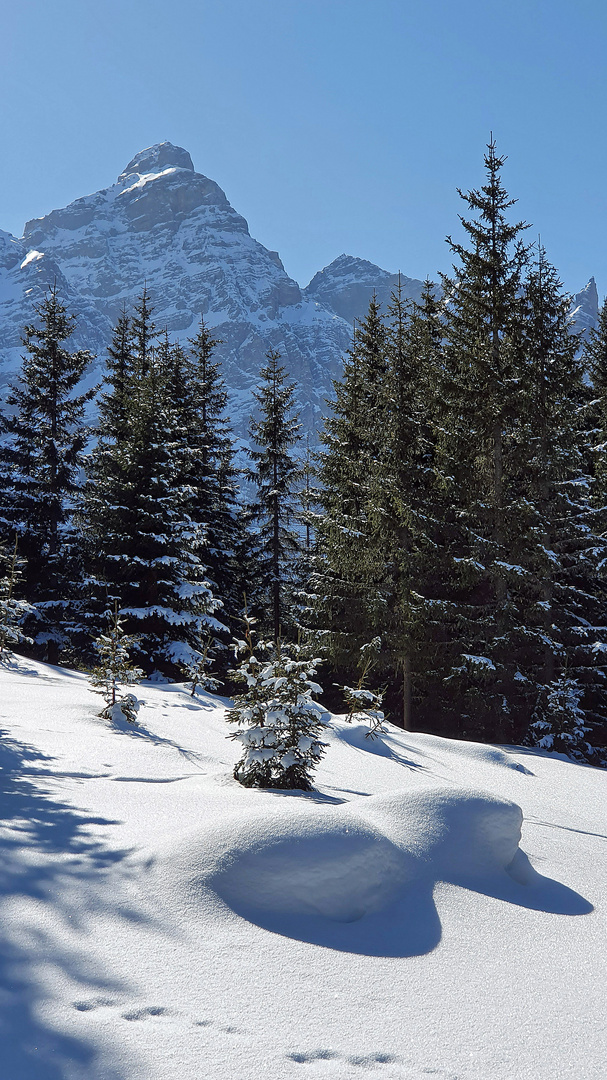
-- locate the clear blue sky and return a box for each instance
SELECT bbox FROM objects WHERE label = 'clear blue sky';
[2,0,606,296]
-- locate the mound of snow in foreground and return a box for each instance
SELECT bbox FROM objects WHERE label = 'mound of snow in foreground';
[0,657,605,1080]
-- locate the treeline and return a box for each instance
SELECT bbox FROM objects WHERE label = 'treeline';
[2,141,607,765]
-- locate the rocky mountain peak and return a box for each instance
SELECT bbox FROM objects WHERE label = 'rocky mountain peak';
[304,253,425,326]
[117,142,195,183]
[569,277,599,340]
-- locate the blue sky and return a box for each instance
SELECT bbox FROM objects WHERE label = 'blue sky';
[2,0,606,295]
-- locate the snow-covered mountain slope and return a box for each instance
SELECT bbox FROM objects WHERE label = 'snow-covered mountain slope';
[0,144,354,435]
[569,276,599,340]
[303,254,426,326]
[0,143,600,437]
[0,656,604,1080]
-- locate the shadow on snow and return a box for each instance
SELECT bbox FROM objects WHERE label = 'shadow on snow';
[0,730,146,1080]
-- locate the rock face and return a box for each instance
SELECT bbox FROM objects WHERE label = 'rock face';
[569,277,599,341]
[0,143,358,435]
[0,143,599,437]
[304,254,425,326]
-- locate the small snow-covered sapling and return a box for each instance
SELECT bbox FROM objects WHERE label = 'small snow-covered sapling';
[185,636,221,698]
[0,534,33,659]
[527,673,594,762]
[341,637,387,738]
[227,612,327,790]
[90,603,143,722]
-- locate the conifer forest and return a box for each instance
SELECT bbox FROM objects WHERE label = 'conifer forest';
[2,142,607,772]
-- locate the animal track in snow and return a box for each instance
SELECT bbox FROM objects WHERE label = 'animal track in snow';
[72,997,116,1012]
[121,1005,170,1021]
[287,1049,400,1068]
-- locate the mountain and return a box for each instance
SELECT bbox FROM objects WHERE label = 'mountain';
[0,144,348,435]
[0,143,422,438]
[0,143,599,438]
[569,276,599,340]
[303,253,425,325]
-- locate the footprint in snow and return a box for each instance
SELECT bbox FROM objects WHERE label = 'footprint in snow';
[72,998,116,1012]
[287,1050,400,1068]
[121,1005,170,1021]
[192,1019,245,1034]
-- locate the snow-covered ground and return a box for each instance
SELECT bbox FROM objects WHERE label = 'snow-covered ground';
[0,656,604,1080]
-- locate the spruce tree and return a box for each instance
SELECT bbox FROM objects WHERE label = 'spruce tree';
[527,674,594,762]
[84,296,221,678]
[377,278,444,728]
[428,139,532,741]
[247,349,302,640]
[340,637,387,737]
[185,317,241,637]
[0,287,96,662]
[584,296,607,503]
[228,613,327,790]
[312,299,390,683]
[521,247,607,754]
[90,603,143,722]
[0,536,33,658]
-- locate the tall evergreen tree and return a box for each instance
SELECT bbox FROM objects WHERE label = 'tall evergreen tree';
[377,278,444,728]
[584,296,607,504]
[84,296,221,678]
[521,247,607,756]
[424,139,533,741]
[312,299,389,682]
[185,318,242,635]
[0,287,96,662]
[247,349,302,640]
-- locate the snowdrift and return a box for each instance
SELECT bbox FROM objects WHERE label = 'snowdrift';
[165,788,525,924]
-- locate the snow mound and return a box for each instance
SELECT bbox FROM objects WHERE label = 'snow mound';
[211,813,407,922]
[162,787,524,927]
[356,787,523,878]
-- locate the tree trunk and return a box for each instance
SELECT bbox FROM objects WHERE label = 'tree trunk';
[402,653,412,730]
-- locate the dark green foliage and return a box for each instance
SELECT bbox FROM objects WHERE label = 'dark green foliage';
[311,142,607,762]
[247,349,302,640]
[425,139,533,741]
[312,284,443,728]
[0,287,96,662]
[84,295,221,678]
[312,299,390,680]
[185,318,242,640]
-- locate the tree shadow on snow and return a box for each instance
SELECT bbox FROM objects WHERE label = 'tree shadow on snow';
[1,654,86,682]
[103,711,209,769]
[334,725,425,771]
[0,730,148,1079]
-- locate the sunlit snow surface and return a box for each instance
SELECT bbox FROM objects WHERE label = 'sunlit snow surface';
[0,656,604,1080]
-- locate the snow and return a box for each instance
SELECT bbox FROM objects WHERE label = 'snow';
[20,249,45,269]
[0,654,605,1079]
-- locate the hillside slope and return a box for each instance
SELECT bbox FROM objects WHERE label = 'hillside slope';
[0,657,604,1080]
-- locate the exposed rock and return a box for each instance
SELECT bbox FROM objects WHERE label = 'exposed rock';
[569,277,599,342]
[304,253,425,325]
